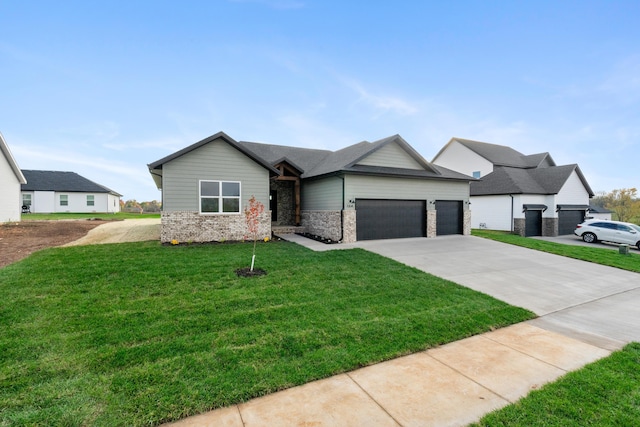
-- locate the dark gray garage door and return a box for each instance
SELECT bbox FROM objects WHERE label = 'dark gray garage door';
[558,210,585,235]
[435,200,463,235]
[525,210,542,237]
[356,199,425,240]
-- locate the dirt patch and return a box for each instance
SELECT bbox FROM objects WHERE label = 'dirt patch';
[0,220,109,268]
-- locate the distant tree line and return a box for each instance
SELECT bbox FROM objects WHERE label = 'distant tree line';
[591,188,640,223]
[120,199,162,213]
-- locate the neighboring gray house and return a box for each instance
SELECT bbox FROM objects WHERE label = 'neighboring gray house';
[148,131,474,243]
[432,138,595,236]
[21,170,122,213]
[0,132,26,222]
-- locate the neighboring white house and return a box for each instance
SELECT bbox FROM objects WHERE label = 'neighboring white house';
[21,170,122,214]
[0,132,27,222]
[432,138,594,236]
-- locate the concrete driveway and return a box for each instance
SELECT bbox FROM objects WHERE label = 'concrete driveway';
[350,235,640,350]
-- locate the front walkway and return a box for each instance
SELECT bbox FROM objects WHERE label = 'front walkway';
[166,323,608,427]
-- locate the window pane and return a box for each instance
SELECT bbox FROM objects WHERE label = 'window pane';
[222,198,239,213]
[201,198,219,212]
[201,181,219,197]
[60,195,68,206]
[222,182,240,197]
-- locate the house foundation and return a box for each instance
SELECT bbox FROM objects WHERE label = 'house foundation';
[161,211,270,243]
[301,210,342,242]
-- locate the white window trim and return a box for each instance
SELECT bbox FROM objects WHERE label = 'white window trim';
[199,180,242,215]
[87,195,95,206]
[60,194,68,206]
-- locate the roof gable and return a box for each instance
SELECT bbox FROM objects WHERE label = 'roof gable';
[148,132,280,174]
[0,132,26,184]
[304,135,441,178]
[443,138,528,167]
[21,170,121,195]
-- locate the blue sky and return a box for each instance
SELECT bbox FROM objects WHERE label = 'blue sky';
[2,0,639,202]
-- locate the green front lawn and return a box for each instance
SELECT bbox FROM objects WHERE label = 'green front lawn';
[473,229,640,273]
[0,241,534,426]
[21,212,160,221]
[472,342,640,426]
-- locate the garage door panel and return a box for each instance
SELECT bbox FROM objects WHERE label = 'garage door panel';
[356,199,425,240]
[435,200,463,235]
[558,210,585,235]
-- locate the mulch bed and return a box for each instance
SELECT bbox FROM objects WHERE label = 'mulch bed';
[296,232,340,244]
[235,267,267,277]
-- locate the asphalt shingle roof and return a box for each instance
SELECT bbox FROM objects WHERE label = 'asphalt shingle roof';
[452,138,531,167]
[471,164,593,196]
[239,134,467,180]
[236,141,331,174]
[21,170,121,195]
[150,132,475,187]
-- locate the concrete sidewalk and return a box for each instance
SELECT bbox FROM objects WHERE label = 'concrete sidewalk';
[164,233,631,426]
[167,323,609,427]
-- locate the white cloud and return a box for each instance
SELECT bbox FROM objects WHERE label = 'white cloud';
[340,77,420,117]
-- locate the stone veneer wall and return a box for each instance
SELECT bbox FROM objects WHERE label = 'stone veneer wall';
[542,217,558,237]
[271,181,295,226]
[463,209,472,235]
[426,210,437,238]
[513,218,526,236]
[161,211,271,243]
[342,210,356,243]
[511,217,558,237]
[301,210,342,242]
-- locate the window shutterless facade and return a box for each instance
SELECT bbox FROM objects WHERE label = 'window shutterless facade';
[199,180,241,213]
[87,195,95,206]
[22,193,32,206]
[60,194,68,206]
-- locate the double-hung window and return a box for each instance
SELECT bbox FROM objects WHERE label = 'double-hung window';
[60,195,68,206]
[200,180,241,213]
[87,195,95,206]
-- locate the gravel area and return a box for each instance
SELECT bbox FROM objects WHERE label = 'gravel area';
[63,218,161,246]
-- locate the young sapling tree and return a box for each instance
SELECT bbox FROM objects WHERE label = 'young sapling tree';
[244,195,265,271]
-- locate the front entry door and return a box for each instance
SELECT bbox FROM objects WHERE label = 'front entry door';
[270,190,277,222]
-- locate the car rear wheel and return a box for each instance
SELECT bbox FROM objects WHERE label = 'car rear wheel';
[637,242,640,250]
[582,232,597,243]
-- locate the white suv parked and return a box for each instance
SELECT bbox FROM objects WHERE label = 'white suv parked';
[574,220,640,250]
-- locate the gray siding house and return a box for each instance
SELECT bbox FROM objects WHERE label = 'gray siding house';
[148,131,474,243]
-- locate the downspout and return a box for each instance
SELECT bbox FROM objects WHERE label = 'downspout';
[509,194,514,232]
[339,175,345,242]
